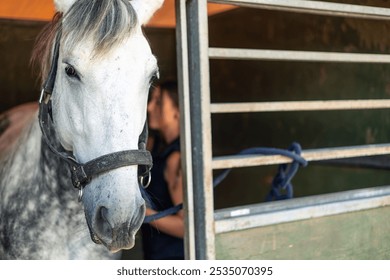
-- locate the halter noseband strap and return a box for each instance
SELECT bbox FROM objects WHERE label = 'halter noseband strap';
[38,31,152,200]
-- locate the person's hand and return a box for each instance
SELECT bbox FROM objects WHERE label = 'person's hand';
[145,207,156,216]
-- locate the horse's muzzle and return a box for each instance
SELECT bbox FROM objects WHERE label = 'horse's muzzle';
[91,203,146,252]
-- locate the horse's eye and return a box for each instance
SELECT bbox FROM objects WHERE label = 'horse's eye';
[65,65,78,78]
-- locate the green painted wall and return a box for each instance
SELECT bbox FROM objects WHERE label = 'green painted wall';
[216,206,390,259]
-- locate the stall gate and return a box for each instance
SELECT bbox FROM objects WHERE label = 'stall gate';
[175,0,390,259]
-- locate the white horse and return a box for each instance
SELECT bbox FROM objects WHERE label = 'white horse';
[0,0,163,259]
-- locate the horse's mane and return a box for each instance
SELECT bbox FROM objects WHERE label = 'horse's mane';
[32,0,138,85]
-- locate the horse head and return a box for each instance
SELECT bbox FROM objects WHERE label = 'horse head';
[43,0,163,253]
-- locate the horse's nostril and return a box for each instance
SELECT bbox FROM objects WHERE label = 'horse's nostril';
[100,206,109,222]
[131,203,146,230]
[95,206,112,243]
[139,203,146,221]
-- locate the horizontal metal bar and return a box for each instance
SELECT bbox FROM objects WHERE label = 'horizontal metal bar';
[209,48,390,63]
[211,100,390,113]
[214,186,390,233]
[209,0,390,20]
[212,143,390,169]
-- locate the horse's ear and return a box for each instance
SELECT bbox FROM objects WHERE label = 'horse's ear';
[54,0,77,14]
[131,0,164,25]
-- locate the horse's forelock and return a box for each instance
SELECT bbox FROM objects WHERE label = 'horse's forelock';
[62,0,138,57]
[31,0,138,86]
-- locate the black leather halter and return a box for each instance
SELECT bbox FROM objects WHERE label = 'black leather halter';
[38,31,152,201]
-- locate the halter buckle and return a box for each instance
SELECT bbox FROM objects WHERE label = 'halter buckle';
[78,186,84,202]
[39,88,51,104]
[70,164,90,189]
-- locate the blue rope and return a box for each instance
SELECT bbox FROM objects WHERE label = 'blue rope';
[143,142,307,223]
[265,142,307,201]
[143,204,183,224]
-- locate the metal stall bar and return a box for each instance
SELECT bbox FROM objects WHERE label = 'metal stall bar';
[186,0,215,260]
[175,0,196,260]
[209,48,390,63]
[212,143,390,169]
[209,0,390,20]
[211,100,390,113]
[214,186,390,234]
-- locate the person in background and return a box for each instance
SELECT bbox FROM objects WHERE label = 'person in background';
[141,80,184,260]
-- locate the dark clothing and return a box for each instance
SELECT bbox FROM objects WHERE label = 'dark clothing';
[141,137,184,260]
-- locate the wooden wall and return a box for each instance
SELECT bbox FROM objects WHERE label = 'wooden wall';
[0,20,177,113]
[0,20,42,112]
[207,6,390,209]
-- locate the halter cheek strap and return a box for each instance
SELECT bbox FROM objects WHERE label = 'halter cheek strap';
[38,31,153,201]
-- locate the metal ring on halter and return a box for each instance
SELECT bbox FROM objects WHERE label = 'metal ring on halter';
[39,88,45,104]
[139,171,151,189]
[78,186,84,202]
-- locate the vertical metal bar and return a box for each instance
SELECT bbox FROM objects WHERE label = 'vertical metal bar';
[186,0,215,259]
[175,0,196,260]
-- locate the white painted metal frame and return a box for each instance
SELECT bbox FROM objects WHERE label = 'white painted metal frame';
[175,0,196,260]
[177,0,215,260]
[176,0,390,259]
